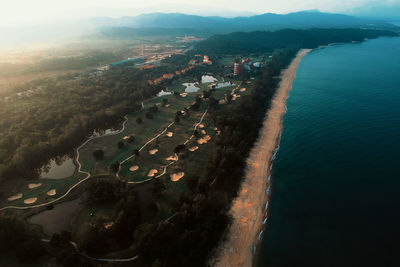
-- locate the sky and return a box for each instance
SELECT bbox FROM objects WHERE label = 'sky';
[1,0,400,26]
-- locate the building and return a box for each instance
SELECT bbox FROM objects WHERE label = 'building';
[203,55,212,64]
[253,62,261,68]
[234,63,243,75]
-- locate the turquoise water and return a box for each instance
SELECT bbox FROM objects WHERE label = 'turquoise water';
[257,37,400,266]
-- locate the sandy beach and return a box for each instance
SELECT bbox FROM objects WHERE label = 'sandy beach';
[215,49,311,267]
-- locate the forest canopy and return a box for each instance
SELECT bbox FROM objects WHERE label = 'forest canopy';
[194,28,398,54]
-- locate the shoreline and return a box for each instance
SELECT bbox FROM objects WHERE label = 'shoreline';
[215,49,311,267]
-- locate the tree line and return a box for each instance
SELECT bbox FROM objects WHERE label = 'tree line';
[0,63,168,192]
[194,28,398,55]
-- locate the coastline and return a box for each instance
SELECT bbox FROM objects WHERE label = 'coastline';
[215,49,311,267]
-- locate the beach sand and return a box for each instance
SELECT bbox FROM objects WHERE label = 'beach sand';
[215,49,311,267]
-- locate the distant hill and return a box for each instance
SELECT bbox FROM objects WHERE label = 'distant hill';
[194,28,399,54]
[97,11,399,39]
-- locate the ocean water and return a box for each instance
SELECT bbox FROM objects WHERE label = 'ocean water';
[257,37,400,266]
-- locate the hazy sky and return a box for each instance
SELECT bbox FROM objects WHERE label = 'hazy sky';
[1,0,399,26]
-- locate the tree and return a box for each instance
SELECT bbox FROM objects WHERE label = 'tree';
[152,179,166,196]
[174,144,186,153]
[16,240,45,262]
[127,136,135,143]
[149,105,158,113]
[208,97,219,109]
[146,112,154,120]
[185,175,199,191]
[86,177,121,202]
[92,149,104,160]
[110,162,120,173]
[132,149,140,156]
[118,141,124,149]
[226,93,233,104]
[162,98,168,106]
[136,117,143,124]
[50,233,62,248]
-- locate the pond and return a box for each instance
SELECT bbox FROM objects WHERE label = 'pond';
[183,82,200,93]
[216,81,233,88]
[28,197,84,236]
[157,90,173,97]
[92,127,120,137]
[40,156,76,179]
[201,75,218,83]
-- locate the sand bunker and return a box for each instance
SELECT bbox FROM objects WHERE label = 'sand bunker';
[8,193,23,201]
[232,94,241,101]
[28,183,42,189]
[165,104,170,107]
[170,172,185,182]
[239,88,247,92]
[104,222,114,230]
[129,165,139,172]
[197,135,211,144]
[189,146,199,152]
[166,155,178,161]
[213,127,218,131]
[47,189,56,196]
[24,197,37,204]
[149,149,159,155]
[180,92,188,97]
[219,99,226,104]
[201,129,207,135]
[217,130,221,135]
[147,169,159,177]
[166,132,173,137]
[198,124,205,128]
[123,136,130,140]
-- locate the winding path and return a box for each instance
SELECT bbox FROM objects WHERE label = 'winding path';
[1,100,209,210]
[118,108,209,183]
[0,116,129,211]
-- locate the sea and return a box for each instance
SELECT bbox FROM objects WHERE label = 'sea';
[257,37,400,266]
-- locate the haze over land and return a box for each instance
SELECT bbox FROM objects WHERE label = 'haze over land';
[1,0,400,48]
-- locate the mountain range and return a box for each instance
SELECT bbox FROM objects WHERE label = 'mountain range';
[95,11,399,39]
[1,11,399,47]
